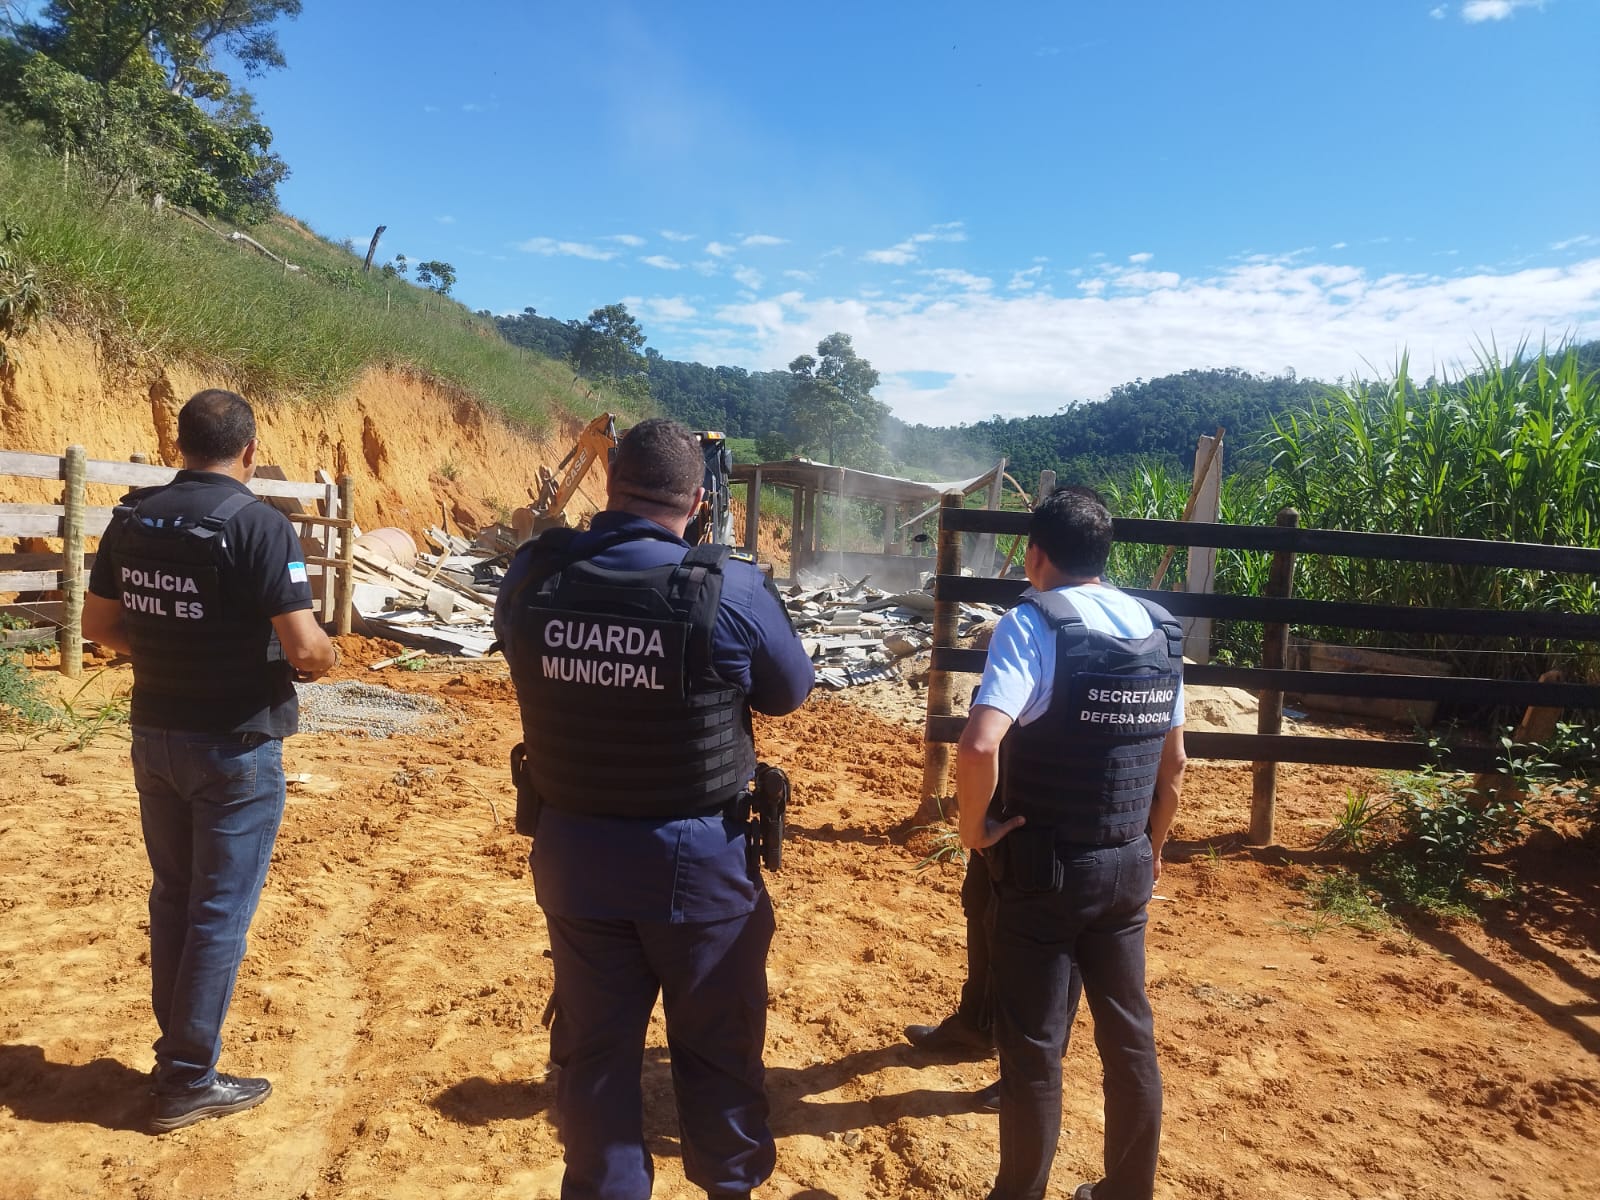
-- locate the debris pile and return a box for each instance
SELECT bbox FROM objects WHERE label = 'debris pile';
[349,533,1004,689]
[349,526,505,658]
[782,570,1004,690]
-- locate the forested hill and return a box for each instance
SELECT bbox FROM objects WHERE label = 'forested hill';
[495,309,1328,482]
[885,369,1329,483]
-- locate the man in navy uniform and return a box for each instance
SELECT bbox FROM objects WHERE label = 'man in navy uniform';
[958,487,1187,1200]
[494,418,814,1200]
[83,389,336,1132]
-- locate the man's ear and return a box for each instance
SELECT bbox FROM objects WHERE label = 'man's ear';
[241,437,259,471]
[687,485,706,516]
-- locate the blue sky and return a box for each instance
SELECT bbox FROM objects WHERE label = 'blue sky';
[243,0,1600,425]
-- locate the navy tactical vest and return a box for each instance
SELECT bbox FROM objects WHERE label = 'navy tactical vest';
[502,526,755,819]
[109,486,291,731]
[995,590,1183,845]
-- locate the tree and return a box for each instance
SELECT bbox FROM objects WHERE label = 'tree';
[414,260,456,296]
[570,303,648,399]
[786,332,887,467]
[2,0,296,222]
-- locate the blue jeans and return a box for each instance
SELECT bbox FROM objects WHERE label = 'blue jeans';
[545,895,776,1200]
[988,834,1162,1200]
[132,727,286,1093]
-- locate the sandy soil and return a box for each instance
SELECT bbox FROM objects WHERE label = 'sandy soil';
[2,639,1597,1200]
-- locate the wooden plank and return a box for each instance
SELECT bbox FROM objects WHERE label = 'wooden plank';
[0,504,116,538]
[924,714,1512,773]
[0,450,67,480]
[934,576,1600,641]
[0,570,64,590]
[2,627,57,648]
[918,492,964,821]
[0,552,94,572]
[942,509,1600,576]
[922,650,1600,708]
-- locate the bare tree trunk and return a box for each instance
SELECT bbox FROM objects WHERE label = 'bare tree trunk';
[362,225,387,273]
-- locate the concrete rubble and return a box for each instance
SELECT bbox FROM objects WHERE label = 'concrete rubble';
[350,529,1005,686]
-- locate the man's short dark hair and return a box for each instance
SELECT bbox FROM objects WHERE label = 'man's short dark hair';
[177,389,256,465]
[609,418,702,512]
[1028,486,1114,576]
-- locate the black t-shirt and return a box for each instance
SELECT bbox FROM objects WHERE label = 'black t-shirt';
[89,470,314,735]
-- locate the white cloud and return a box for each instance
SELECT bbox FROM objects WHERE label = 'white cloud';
[436,215,456,225]
[516,237,617,261]
[706,241,737,258]
[691,255,1600,427]
[628,296,697,323]
[783,269,815,283]
[864,243,918,266]
[1331,241,1348,249]
[863,222,968,266]
[609,234,646,247]
[660,230,696,242]
[1462,0,1542,21]
[1553,234,1597,251]
[924,268,993,292]
[641,255,682,270]
[741,234,788,247]
[1009,266,1045,292]
[733,266,764,290]
[1128,251,1154,264]
[422,104,440,113]
[1430,4,1448,16]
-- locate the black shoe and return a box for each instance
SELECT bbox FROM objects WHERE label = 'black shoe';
[152,1073,272,1132]
[903,1015,993,1058]
[975,1079,1000,1111]
[1072,1185,1096,1200]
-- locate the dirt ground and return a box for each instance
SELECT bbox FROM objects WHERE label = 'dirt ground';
[1,640,1598,1200]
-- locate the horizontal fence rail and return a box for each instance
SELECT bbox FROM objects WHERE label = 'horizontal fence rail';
[943,508,1600,576]
[2,446,355,675]
[922,497,1600,844]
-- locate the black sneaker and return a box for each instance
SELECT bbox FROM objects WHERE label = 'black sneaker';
[1072,1185,1096,1200]
[975,1080,1000,1111]
[152,1073,272,1132]
[903,1015,994,1059]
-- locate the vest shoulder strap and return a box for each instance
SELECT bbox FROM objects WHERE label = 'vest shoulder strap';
[1020,588,1086,631]
[192,490,259,539]
[1133,595,1185,662]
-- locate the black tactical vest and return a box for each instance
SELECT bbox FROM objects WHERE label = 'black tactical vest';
[502,527,755,820]
[995,590,1183,845]
[109,486,291,731]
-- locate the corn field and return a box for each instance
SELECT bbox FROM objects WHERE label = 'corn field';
[1109,346,1600,679]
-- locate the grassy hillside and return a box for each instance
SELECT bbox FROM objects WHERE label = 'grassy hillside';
[0,124,641,432]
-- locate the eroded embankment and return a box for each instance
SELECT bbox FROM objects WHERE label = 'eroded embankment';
[0,320,599,537]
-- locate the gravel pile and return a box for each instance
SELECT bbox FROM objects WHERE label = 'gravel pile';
[295,680,450,738]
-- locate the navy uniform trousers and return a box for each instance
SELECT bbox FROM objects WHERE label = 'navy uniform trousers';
[987,834,1162,1200]
[546,894,776,1200]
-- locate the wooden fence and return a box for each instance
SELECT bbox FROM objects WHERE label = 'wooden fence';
[0,446,355,675]
[921,493,1600,843]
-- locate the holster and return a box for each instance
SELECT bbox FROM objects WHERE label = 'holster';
[991,825,1063,895]
[510,742,542,837]
[743,762,789,872]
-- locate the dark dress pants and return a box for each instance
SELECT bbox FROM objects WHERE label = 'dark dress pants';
[545,894,776,1200]
[987,835,1162,1200]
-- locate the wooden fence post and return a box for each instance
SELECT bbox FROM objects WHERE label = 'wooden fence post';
[744,468,762,556]
[335,474,355,636]
[1249,506,1299,844]
[59,445,87,678]
[919,492,965,823]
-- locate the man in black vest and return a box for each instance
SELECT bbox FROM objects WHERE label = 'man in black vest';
[958,487,1187,1200]
[494,418,814,1200]
[83,389,336,1132]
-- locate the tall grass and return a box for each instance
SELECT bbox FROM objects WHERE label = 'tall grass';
[1110,347,1600,676]
[0,124,640,430]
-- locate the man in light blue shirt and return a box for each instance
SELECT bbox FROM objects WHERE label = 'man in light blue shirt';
[958,487,1187,1200]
